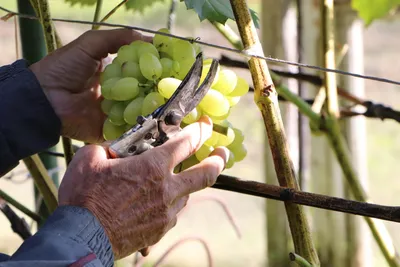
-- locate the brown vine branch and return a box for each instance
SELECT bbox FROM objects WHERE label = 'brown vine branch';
[213,175,400,223]
[229,0,319,265]
[0,199,32,240]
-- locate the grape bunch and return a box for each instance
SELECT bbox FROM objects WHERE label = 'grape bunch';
[99,28,249,170]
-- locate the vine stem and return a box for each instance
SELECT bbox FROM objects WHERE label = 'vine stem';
[289,253,312,267]
[92,0,103,30]
[0,189,43,223]
[229,0,320,265]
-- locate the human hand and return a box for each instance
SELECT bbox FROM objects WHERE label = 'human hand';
[29,29,151,143]
[58,116,228,259]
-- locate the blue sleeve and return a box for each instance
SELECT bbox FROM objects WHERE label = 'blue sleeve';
[0,60,61,177]
[0,206,114,267]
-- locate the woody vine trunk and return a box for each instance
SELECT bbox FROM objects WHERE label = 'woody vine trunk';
[229,0,320,265]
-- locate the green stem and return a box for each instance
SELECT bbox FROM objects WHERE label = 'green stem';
[92,0,103,30]
[0,189,43,223]
[23,155,58,213]
[289,253,313,267]
[229,0,320,265]
[210,21,243,50]
[93,0,128,30]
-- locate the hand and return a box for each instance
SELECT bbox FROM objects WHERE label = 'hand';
[58,116,228,259]
[29,29,151,143]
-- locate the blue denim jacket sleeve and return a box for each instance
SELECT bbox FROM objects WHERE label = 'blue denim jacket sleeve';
[0,61,115,266]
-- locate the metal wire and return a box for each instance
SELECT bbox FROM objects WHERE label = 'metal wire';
[1,5,400,86]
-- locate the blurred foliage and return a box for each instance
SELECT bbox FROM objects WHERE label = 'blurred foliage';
[352,0,400,25]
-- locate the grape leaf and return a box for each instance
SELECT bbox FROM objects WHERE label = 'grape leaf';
[351,0,400,25]
[125,0,166,13]
[182,0,259,28]
[64,0,97,7]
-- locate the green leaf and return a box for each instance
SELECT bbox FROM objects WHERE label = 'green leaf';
[125,0,166,13]
[64,0,97,7]
[183,0,259,28]
[351,0,400,25]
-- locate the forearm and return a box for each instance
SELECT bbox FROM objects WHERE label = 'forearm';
[0,206,114,267]
[0,60,61,177]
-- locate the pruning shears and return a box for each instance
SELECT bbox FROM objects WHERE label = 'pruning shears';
[108,53,219,159]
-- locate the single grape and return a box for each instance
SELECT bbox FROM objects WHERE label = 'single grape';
[226,150,235,169]
[103,119,126,141]
[215,127,235,147]
[183,107,201,124]
[153,28,172,53]
[124,97,144,125]
[138,42,160,59]
[172,40,196,62]
[170,61,180,78]
[205,131,219,146]
[195,144,214,162]
[121,61,147,83]
[213,69,238,95]
[108,102,127,126]
[160,58,174,79]
[228,77,249,97]
[176,56,196,80]
[226,96,241,107]
[198,89,230,117]
[139,53,163,81]
[227,128,245,150]
[111,77,140,101]
[158,77,181,99]
[101,99,115,115]
[230,143,247,162]
[142,92,166,115]
[207,109,231,123]
[100,63,121,84]
[117,44,139,64]
[101,77,120,100]
[125,124,134,131]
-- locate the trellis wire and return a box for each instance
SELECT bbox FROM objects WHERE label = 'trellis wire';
[1,5,400,87]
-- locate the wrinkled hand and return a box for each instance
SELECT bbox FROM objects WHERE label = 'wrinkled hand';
[29,29,151,143]
[58,116,228,259]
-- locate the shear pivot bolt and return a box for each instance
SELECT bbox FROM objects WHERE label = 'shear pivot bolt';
[165,111,182,126]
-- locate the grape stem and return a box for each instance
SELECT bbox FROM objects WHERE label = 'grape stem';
[229,0,320,265]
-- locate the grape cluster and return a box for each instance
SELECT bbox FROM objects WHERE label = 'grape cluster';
[100,28,248,170]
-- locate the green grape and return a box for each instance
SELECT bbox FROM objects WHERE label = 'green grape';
[111,77,140,101]
[192,42,202,54]
[213,69,237,95]
[205,131,219,146]
[153,28,172,53]
[160,52,172,59]
[139,53,163,80]
[228,77,249,97]
[125,124,134,131]
[207,109,231,123]
[230,143,247,162]
[176,56,196,80]
[108,102,127,126]
[100,63,121,84]
[226,96,241,107]
[198,89,230,117]
[121,61,147,83]
[200,63,220,87]
[101,77,120,100]
[183,107,201,124]
[172,40,196,62]
[216,127,235,147]
[160,58,174,79]
[158,77,181,99]
[226,150,235,169]
[103,119,126,141]
[142,92,166,115]
[138,42,159,59]
[228,128,245,150]
[117,44,139,64]
[171,61,180,78]
[195,144,214,162]
[124,97,144,125]
[101,99,115,115]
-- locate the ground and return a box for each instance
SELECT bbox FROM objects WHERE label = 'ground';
[0,1,400,266]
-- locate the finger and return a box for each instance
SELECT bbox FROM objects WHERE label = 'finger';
[139,247,150,257]
[77,28,152,60]
[152,116,213,168]
[74,144,110,162]
[172,147,228,198]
